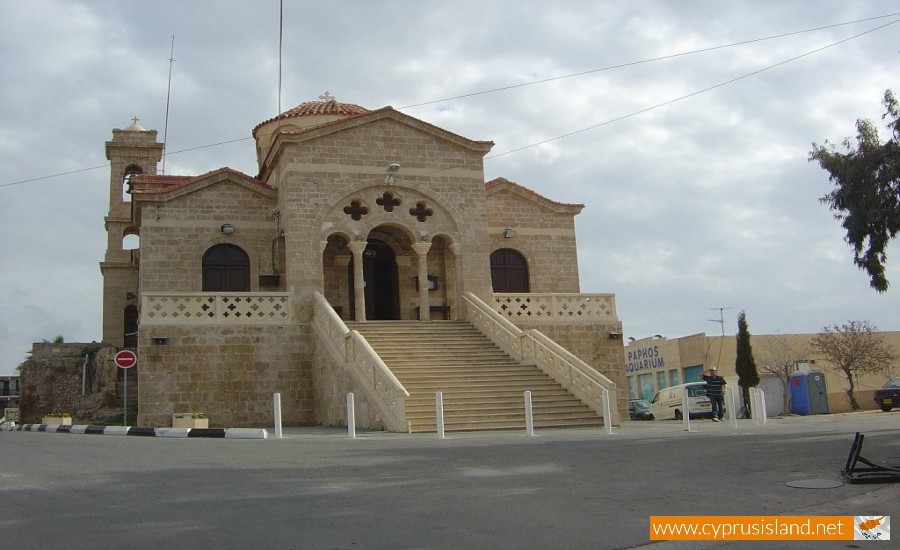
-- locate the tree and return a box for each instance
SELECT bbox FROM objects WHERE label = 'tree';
[809,90,900,293]
[809,320,897,410]
[734,311,759,413]
[757,335,810,415]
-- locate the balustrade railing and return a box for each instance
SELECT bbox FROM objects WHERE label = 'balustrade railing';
[465,292,618,425]
[141,292,291,325]
[312,292,409,432]
[493,293,617,324]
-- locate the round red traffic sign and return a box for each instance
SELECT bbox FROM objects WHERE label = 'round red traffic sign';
[114,349,137,369]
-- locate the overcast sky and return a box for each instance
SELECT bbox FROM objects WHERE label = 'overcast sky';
[2,1,899,375]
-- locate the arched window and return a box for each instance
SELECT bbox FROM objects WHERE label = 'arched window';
[122,165,143,202]
[490,248,530,292]
[202,244,250,292]
[123,233,140,251]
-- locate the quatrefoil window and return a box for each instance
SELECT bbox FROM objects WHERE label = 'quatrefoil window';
[376,192,401,212]
[343,200,369,221]
[409,201,433,222]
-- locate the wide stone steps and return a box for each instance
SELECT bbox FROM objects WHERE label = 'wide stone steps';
[348,321,602,433]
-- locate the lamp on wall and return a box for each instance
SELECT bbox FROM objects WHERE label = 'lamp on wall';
[220,223,235,235]
[502,229,516,238]
[608,330,623,340]
[385,162,400,184]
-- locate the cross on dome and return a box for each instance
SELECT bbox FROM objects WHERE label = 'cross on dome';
[318,91,336,102]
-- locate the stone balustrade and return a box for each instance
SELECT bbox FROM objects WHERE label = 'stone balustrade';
[466,292,619,425]
[492,293,617,324]
[140,292,291,325]
[312,292,409,432]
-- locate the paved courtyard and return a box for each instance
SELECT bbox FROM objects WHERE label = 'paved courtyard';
[2,411,898,549]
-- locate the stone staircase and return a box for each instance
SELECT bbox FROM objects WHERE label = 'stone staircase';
[347,321,602,432]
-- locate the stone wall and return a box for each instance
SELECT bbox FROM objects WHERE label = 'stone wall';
[138,180,278,293]
[136,323,313,428]
[19,343,125,424]
[485,183,582,293]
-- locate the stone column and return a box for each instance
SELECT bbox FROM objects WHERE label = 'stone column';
[449,243,463,321]
[412,241,432,321]
[347,241,368,321]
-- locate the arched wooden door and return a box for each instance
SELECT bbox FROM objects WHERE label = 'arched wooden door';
[490,248,530,292]
[202,244,250,292]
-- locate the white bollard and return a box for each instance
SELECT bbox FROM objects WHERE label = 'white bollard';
[682,390,691,432]
[524,391,534,436]
[759,389,768,425]
[728,386,738,428]
[273,392,283,439]
[435,391,445,439]
[751,388,762,427]
[347,393,356,439]
[602,387,613,435]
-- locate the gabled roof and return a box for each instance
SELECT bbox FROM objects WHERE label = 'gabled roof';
[259,106,494,177]
[131,168,272,197]
[485,177,584,214]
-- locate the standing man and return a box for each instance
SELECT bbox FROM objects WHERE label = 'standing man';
[703,367,727,421]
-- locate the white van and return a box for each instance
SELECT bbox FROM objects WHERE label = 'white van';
[648,382,713,420]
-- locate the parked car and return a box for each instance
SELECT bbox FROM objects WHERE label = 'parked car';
[628,399,654,420]
[648,382,713,420]
[874,377,900,412]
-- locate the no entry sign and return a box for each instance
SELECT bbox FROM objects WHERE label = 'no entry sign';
[114,349,137,369]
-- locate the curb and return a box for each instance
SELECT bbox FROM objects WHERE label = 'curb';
[12,424,267,439]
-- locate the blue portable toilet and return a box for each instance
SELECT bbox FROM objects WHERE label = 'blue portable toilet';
[790,371,829,415]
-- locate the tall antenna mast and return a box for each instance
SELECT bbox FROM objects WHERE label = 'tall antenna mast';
[278,0,284,114]
[707,306,735,368]
[162,35,176,175]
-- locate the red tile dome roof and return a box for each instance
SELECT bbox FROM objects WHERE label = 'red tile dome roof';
[252,94,370,137]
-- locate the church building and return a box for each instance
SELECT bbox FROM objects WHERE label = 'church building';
[100,95,625,431]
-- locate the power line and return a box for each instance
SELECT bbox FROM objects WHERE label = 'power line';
[399,12,900,110]
[484,17,900,161]
[2,13,898,189]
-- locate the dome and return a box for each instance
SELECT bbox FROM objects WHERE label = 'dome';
[252,92,371,171]
[252,92,370,138]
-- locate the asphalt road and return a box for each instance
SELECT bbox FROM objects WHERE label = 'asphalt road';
[1,411,898,549]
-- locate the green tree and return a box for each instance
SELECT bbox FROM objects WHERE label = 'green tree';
[809,90,900,293]
[735,311,759,413]
[809,320,897,410]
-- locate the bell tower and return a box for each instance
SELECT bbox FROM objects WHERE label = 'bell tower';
[100,118,163,347]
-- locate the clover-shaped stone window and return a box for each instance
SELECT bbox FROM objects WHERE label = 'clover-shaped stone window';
[409,202,434,222]
[343,200,369,221]
[376,192,401,213]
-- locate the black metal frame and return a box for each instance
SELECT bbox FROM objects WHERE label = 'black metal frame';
[842,432,900,484]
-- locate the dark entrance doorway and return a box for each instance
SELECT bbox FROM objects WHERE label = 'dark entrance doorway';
[202,244,250,292]
[348,239,399,320]
[490,248,530,292]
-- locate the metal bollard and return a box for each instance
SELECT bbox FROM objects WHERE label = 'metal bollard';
[347,392,356,439]
[602,387,613,435]
[273,392,283,439]
[435,391,445,439]
[524,391,534,436]
[728,386,738,428]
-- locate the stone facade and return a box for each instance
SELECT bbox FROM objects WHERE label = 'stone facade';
[99,97,624,429]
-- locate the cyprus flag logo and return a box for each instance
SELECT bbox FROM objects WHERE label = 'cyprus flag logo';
[855,516,890,541]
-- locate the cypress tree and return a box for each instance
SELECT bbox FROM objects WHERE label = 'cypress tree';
[735,311,759,415]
